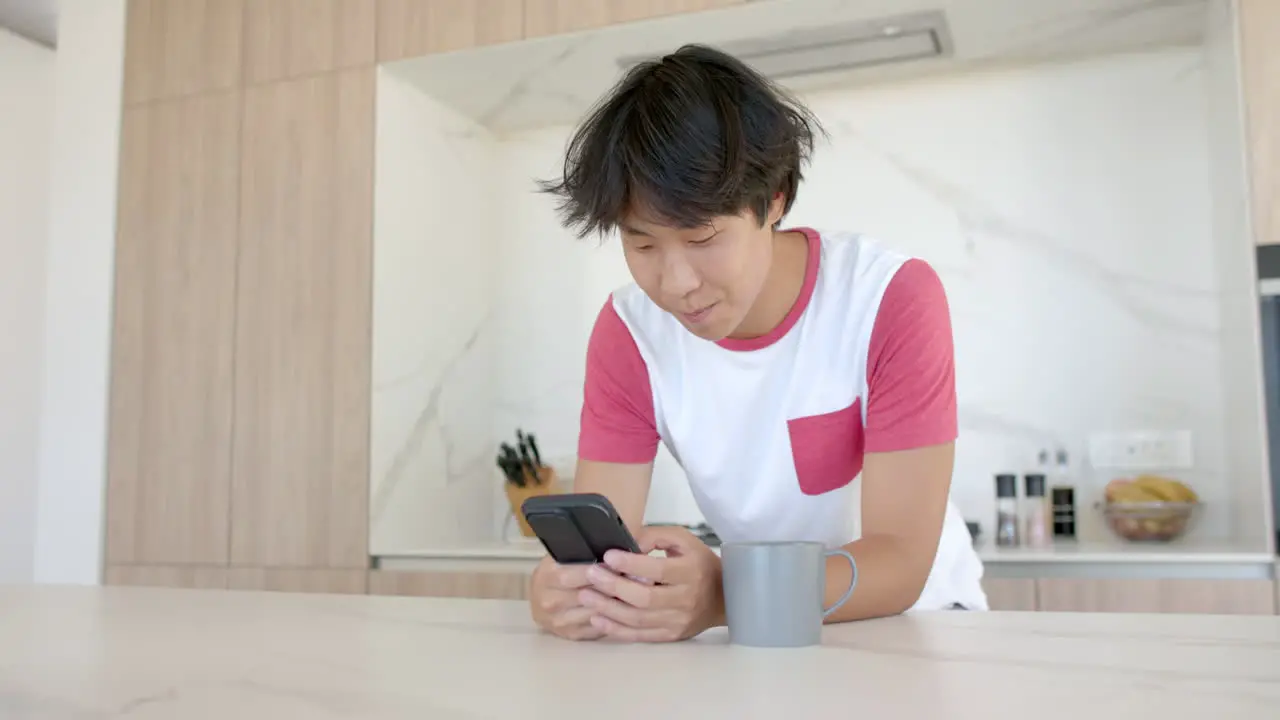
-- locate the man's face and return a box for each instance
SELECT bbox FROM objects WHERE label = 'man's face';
[619,197,785,342]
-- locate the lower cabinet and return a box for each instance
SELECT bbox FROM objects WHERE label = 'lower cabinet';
[1035,578,1276,615]
[105,564,228,589]
[367,570,532,600]
[105,564,367,594]
[981,578,1038,611]
[227,568,367,595]
[106,565,1279,616]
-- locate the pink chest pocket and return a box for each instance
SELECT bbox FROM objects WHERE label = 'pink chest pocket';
[786,399,865,496]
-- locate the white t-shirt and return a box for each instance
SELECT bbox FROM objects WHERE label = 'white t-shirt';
[577,227,988,611]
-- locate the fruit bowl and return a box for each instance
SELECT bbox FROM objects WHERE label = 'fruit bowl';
[1100,501,1199,542]
[1101,474,1201,542]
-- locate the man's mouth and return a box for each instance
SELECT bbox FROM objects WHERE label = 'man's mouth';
[682,303,717,324]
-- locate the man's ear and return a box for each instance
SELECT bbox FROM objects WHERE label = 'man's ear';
[767,192,787,227]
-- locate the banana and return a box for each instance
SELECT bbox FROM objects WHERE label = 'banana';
[1110,482,1160,504]
[1131,475,1198,503]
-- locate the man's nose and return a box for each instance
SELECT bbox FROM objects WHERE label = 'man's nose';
[659,250,700,298]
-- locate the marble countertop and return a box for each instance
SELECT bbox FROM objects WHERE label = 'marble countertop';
[2,586,1277,719]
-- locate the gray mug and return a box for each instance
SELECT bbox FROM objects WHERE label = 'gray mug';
[720,541,858,648]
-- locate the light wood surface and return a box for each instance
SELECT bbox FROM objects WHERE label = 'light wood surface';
[123,0,243,104]
[523,0,741,39]
[104,92,240,566]
[4,588,1278,718]
[104,565,228,589]
[232,68,375,569]
[228,568,368,594]
[1240,0,1280,246]
[243,0,376,85]
[377,0,525,60]
[980,578,1038,611]
[368,570,532,599]
[1036,578,1277,615]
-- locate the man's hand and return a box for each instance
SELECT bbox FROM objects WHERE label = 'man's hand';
[579,526,724,642]
[529,556,606,641]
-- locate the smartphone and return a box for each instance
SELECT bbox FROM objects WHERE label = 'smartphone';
[521,492,641,565]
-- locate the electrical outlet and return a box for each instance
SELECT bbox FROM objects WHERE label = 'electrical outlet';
[1087,431,1194,470]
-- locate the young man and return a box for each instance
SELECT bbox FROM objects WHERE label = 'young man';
[529,44,987,642]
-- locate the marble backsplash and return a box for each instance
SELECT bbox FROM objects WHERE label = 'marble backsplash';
[370,44,1267,554]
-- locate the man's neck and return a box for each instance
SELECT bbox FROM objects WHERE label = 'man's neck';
[728,229,810,340]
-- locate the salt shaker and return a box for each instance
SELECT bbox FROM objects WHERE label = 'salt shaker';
[1022,473,1050,548]
[995,473,1019,547]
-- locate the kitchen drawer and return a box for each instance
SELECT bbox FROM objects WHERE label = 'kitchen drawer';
[368,570,531,600]
[1036,578,1276,615]
[981,578,1038,611]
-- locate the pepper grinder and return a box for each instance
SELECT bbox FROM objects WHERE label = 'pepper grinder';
[995,473,1019,547]
[1022,473,1050,548]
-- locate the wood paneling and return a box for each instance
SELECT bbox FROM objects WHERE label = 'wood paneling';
[228,568,367,594]
[243,0,376,85]
[123,0,243,104]
[377,0,524,60]
[524,0,741,39]
[104,92,240,566]
[1240,0,1280,246]
[106,565,228,589]
[1037,579,1277,615]
[369,571,531,600]
[981,578,1038,612]
[231,68,375,569]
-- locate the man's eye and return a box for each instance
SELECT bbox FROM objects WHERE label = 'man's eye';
[689,236,713,246]
[633,245,653,252]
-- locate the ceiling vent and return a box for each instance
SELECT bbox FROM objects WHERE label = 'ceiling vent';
[617,10,953,81]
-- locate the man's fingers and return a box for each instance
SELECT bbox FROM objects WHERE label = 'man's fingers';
[591,615,682,643]
[581,590,650,627]
[549,601,606,641]
[550,605,595,630]
[547,563,593,590]
[585,564,691,610]
[601,550,672,584]
[635,525,703,555]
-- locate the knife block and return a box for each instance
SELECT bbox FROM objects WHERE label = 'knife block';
[504,465,557,538]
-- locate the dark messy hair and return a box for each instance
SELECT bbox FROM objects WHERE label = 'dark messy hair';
[538,43,824,239]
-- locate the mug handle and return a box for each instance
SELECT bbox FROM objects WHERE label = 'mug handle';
[822,548,858,618]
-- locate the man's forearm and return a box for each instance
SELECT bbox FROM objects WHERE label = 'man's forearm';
[821,534,933,623]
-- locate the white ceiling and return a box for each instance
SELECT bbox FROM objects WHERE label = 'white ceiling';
[0,0,57,47]
[389,0,1209,136]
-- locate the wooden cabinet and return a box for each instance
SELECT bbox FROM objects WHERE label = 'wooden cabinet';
[377,0,525,60]
[107,0,376,590]
[104,93,240,568]
[524,0,741,39]
[123,0,243,104]
[981,579,1038,612]
[1241,0,1279,246]
[228,569,367,594]
[105,565,228,590]
[375,0,744,60]
[243,0,376,84]
[1036,579,1276,615]
[232,68,375,570]
[368,571,532,600]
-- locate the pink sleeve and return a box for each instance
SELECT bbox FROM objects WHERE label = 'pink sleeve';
[577,298,660,464]
[863,259,959,453]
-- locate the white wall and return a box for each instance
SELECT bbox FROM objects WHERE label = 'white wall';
[369,68,501,553]
[33,0,128,584]
[0,28,55,584]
